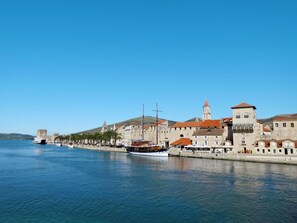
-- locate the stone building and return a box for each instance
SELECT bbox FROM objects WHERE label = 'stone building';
[231,102,262,153]
[37,129,47,138]
[191,119,233,153]
[272,116,297,140]
[169,121,202,144]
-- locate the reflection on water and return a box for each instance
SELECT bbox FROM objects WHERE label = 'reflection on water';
[1,140,297,223]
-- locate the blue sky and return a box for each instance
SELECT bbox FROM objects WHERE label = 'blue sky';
[0,0,296,135]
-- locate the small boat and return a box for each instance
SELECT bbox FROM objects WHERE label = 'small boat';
[68,143,74,148]
[33,137,47,145]
[55,142,62,147]
[126,140,168,157]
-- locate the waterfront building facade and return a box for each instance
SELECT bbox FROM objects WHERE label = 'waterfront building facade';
[272,116,297,140]
[231,103,262,154]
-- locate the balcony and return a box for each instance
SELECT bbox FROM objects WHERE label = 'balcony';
[232,124,254,133]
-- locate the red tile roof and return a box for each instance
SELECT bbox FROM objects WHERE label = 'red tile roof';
[222,117,232,123]
[170,138,192,146]
[231,102,256,109]
[263,127,272,132]
[273,116,297,121]
[150,120,166,127]
[199,120,222,128]
[171,121,202,128]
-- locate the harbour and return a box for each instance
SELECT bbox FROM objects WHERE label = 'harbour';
[1,140,297,223]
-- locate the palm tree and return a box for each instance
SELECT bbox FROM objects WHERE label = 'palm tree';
[111,130,122,147]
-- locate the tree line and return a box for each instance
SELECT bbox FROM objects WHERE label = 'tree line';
[55,130,122,147]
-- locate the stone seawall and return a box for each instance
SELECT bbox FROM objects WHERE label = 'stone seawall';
[75,144,127,153]
[168,148,297,165]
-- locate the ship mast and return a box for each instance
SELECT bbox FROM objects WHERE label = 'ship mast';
[142,104,144,140]
[153,103,162,145]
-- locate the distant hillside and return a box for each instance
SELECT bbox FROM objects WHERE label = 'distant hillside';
[77,113,297,135]
[78,116,177,134]
[185,117,202,122]
[0,133,34,140]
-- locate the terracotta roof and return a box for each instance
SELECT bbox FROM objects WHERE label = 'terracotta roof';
[231,102,256,109]
[256,139,297,148]
[193,128,224,136]
[222,117,232,123]
[263,127,272,132]
[170,138,192,146]
[199,120,221,128]
[171,121,202,128]
[150,120,166,127]
[273,116,297,121]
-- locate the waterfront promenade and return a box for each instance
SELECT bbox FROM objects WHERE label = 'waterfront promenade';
[75,144,127,153]
[67,143,297,165]
[169,148,297,165]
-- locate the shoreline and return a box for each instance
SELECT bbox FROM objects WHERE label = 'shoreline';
[74,144,127,153]
[50,142,297,165]
[168,148,297,165]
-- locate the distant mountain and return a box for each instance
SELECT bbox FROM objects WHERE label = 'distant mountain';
[0,133,34,140]
[185,117,202,122]
[77,113,297,135]
[78,116,177,134]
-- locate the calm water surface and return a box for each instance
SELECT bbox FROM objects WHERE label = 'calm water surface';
[1,140,297,223]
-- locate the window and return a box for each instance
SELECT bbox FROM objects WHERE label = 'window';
[204,136,208,139]
[283,123,286,127]
[204,141,208,146]
[291,123,295,128]
[275,123,279,127]
[262,149,265,154]
[279,149,282,152]
[236,113,240,119]
[244,113,249,118]
[268,149,270,152]
[215,141,219,145]
[257,149,259,152]
[274,149,276,154]
[291,149,293,154]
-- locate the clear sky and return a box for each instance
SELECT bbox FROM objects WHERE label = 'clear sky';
[0,0,296,135]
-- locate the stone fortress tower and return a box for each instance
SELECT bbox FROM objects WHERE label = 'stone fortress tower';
[202,100,211,121]
[37,129,47,138]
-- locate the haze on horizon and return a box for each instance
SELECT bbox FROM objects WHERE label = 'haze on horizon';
[0,0,296,135]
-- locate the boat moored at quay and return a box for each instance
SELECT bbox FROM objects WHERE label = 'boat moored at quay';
[125,140,168,157]
[33,137,47,145]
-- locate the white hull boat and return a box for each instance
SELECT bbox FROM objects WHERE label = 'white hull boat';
[129,150,168,157]
[33,137,47,145]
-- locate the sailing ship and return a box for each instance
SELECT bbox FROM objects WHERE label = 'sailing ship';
[125,104,168,157]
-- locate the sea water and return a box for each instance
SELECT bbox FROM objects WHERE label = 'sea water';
[0,140,297,223]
